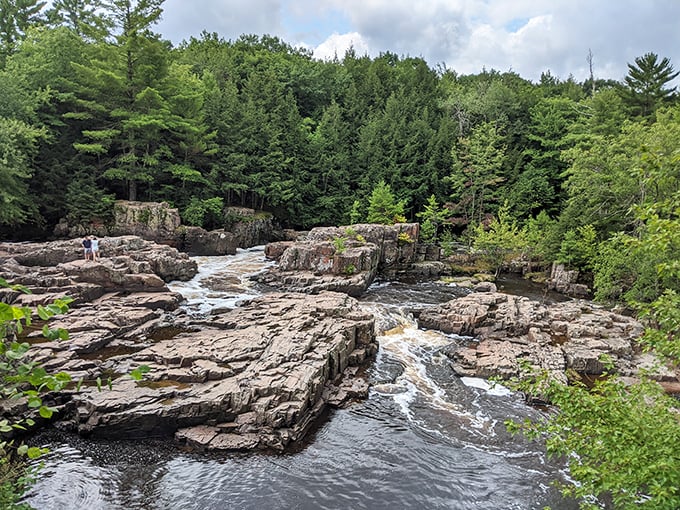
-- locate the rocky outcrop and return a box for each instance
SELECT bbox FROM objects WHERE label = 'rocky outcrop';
[33,292,376,451]
[1,239,377,452]
[0,240,193,313]
[54,202,282,255]
[303,223,419,269]
[225,207,280,248]
[176,209,281,255]
[418,292,654,385]
[0,236,198,283]
[177,226,239,256]
[109,201,181,243]
[258,223,419,296]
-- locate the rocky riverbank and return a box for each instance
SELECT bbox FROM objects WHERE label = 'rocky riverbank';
[417,291,679,388]
[4,232,677,452]
[1,236,377,451]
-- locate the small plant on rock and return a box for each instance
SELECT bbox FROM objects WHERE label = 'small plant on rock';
[333,236,347,254]
[344,264,357,275]
[398,232,414,244]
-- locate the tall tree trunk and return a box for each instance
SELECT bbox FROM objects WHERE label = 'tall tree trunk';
[128,179,137,201]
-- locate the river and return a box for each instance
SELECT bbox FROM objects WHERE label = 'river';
[25,247,576,509]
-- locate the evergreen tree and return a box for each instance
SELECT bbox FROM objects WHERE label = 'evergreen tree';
[622,52,679,117]
[366,180,406,224]
[448,121,506,225]
[46,0,109,40]
[0,0,45,66]
[0,66,44,226]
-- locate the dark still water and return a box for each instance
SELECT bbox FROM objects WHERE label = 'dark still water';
[25,251,576,509]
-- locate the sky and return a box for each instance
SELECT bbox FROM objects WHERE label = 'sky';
[154,0,680,85]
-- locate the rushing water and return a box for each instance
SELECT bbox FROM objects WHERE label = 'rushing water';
[24,248,576,510]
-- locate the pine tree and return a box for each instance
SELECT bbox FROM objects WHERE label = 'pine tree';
[46,0,110,40]
[366,180,406,224]
[0,0,46,66]
[623,52,679,117]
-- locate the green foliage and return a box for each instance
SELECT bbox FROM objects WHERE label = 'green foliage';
[332,235,347,254]
[507,369,680,509]
[0,0,46,66]
[343,263,356,275]
[349,200,363,224]
[129,364,150,381]
[46,0,110,41]
[0,277,73,506]
[448,121,506,225]
[592,233,639,303]
[471,202,526,277]
[181,196,224,229]
[622,52,679,117]
[0,115,44,226]
[397,231,414,244]
[416,194,449,243]
[0,453,36,510]
[439,230,457,257]
[65,172,115,224]
[557,224,598,271]
[524,210,560,263]
[366,180,406,224]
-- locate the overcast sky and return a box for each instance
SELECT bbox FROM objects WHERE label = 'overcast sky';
[154,0,680,84]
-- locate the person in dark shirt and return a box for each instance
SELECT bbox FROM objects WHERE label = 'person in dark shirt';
[82,236,92,261]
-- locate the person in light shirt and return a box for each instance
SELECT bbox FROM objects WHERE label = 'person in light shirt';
[91,236,100,261]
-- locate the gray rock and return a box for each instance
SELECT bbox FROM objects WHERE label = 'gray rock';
[259,223,419,296]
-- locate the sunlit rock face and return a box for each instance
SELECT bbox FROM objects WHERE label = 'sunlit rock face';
[1,238,376,451]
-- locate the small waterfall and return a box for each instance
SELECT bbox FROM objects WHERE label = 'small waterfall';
[167,246,274,315]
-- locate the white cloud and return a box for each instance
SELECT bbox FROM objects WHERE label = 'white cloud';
[157,0,284,43]
[313,32,370,61]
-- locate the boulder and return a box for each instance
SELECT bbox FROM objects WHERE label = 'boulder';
[110,201,181,243]
[177,226,239,256]
[225,208,281,248]
[548,263,590,298]
[303,223,420,269]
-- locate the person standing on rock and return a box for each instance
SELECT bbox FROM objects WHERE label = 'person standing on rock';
[91,236,100,261]
[82,236,92,261]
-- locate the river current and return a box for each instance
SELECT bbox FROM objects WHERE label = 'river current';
[25,247,576,509]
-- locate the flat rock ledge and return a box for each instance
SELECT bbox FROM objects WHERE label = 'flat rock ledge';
[418,292,678,386]
[0,236,198,283]
[59,291,377,451]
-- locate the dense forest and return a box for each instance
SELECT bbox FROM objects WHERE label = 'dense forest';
[2,0,680,508]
